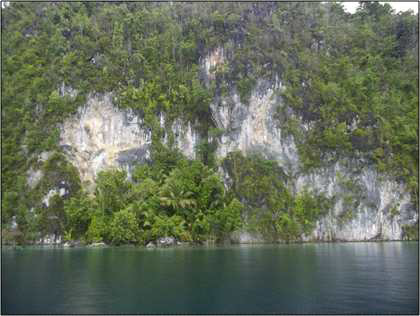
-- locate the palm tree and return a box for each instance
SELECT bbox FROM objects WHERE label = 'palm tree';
[160,189,196,215]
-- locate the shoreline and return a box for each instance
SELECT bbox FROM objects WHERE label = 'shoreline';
[2,239,418,250]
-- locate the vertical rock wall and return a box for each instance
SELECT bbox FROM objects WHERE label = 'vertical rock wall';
[56,48,417,241]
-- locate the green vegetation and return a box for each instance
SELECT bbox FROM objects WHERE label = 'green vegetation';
[402,222,419,241]
[389,204,400,219]
[335,171,363,226]
[279,3,418,206]
[222,152,333,242]
[2,2,418,244]
[59,154,242,245]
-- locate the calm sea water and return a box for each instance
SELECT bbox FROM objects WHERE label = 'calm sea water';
[2,242,418,314]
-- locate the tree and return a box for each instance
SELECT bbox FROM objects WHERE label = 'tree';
[210,198,243,239]
[95,169,131,216]
[109,208,140,245]
[86,214,107,243]
[64,191,96,238]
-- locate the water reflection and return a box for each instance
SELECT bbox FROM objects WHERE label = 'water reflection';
[2,242,418,314]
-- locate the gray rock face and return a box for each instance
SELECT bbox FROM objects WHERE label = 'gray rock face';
[295,161,416,241]
[63,240,83,248]
[177,241,190,246]
[11,216,18,230]
[59,82,78,98]
[146,242,156,248]
[42,187,67,207]
[89,242,106,247]
[37,234,62,245]
[38,151,52,162]
[60,93,152,184]
[117,146,151,179]
[59,94,198,185]
[157,237,176,247]
[209,77,416,241]
[210,80,299,175]
[167,118,199,159]
[27,168,43,189]
[117,146,150,165]
[56,49,417,242]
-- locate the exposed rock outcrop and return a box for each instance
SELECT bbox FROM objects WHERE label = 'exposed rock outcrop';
[27,168,43,189]
[59,94,199,185]
[89,242,107,247]
[55,48,417,242]
[37,234,62,245]
[42,187,67,207]
[157,237,176,247]
[295,161,417,241]
[60,93,151,185]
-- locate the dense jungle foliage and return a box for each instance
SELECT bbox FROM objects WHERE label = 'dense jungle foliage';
[65,155,243,245]
[2,2,418,244]
[222,152,334,241]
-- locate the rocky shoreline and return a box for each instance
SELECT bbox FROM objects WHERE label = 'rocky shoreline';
[4,238,417,250]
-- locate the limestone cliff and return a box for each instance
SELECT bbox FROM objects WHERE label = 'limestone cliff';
[59,94,150,186]
[56,48,417,242]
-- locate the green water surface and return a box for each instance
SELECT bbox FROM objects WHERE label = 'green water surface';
[2,242,418,314]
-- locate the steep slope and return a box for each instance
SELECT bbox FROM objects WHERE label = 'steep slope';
[2,2,418,244]
[57,50,417,241]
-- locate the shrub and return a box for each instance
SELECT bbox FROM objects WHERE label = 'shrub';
[109,208,140,245]
[64,192,96,238]
[150,214,190,242]
[86,215,108,243]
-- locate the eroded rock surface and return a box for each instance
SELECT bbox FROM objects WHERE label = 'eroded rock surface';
[60,93,151,184]
[56,49,417,241]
